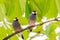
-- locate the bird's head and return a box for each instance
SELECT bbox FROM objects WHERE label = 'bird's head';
[32,11,37,15]
[14,17,18,21]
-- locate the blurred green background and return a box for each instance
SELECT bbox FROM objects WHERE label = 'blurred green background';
[0,0,60,40]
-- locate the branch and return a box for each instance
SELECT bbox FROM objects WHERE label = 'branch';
[3,17,60,40]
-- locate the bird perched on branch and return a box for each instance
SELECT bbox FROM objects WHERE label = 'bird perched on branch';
[28,11,37,31]
[12,17,24,39]
[12,17,22,32]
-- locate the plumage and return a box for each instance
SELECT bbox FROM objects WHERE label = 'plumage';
[28,11,37,31]
[12,17,24,39]
[12,17,21,32]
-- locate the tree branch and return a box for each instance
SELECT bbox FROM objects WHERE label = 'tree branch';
[3,17,60,40]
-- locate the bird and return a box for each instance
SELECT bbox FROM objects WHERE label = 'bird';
[28,11,37,32]
[12,17,24,39]
[12,17,22,32]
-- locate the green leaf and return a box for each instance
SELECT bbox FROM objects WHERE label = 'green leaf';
[19,17,28,25]
[34,0,50,16]
[57,32,60,40]
[0,0,6,3]
[32,26,45,33]
[5,0,22,22]
[55,22,60,27]
[22,30,29,40]
[25,0,32,18]
[0,27,6,40]
[9,35,18,40]
[56,0,60,13]
[45,24,57,40]
[51,22,60,27]
[45,0,58,18]
[49,32,56,40]
[0,4,6,21]
[20,0,26,12]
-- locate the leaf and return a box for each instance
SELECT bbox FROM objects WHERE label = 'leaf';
[5,0,22,22]
[51,22,60,27]
[49,32,56,40]
[45,0,58,18]
[58,33,60,40]
[0,4,6,21]
[0,27,6,40]
[25,0,32,18]
[45,24,57,40]
[32,26,45,33]
[19,17,28,25]
[0,0,6,3]
[56,0,60,13]
[34,0,50,15]
[9,35,18,40]
[46,22,60,28]
[22,30,29,40]
[20,0,26,12]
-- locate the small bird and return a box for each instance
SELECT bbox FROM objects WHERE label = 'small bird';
[12,17,22,32]
[28,11,37,31]
[12,17,24,39]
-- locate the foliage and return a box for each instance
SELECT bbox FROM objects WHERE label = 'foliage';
[0,0,60,40]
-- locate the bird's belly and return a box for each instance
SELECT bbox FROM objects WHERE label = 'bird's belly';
[13,26,21,32]
[28,20,35,25]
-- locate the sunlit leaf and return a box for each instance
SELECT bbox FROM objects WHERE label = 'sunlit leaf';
[32,26,45,33]
[58,33,60,40]
[9,35,18,40]
[46,24,57,40]
[0,0,6,3]
[0,4,6,21]
[45,0,58,18]
[20,0,26,12]
[22,30,29,40]
[56,0,60,13]
[0,27,6,40]
[51,22,60,27]
[19,17,28,25]
[5,0,22,22]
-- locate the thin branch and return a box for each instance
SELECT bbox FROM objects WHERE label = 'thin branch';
[3,17,60,40]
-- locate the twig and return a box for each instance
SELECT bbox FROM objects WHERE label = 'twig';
[3,17,60,40]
